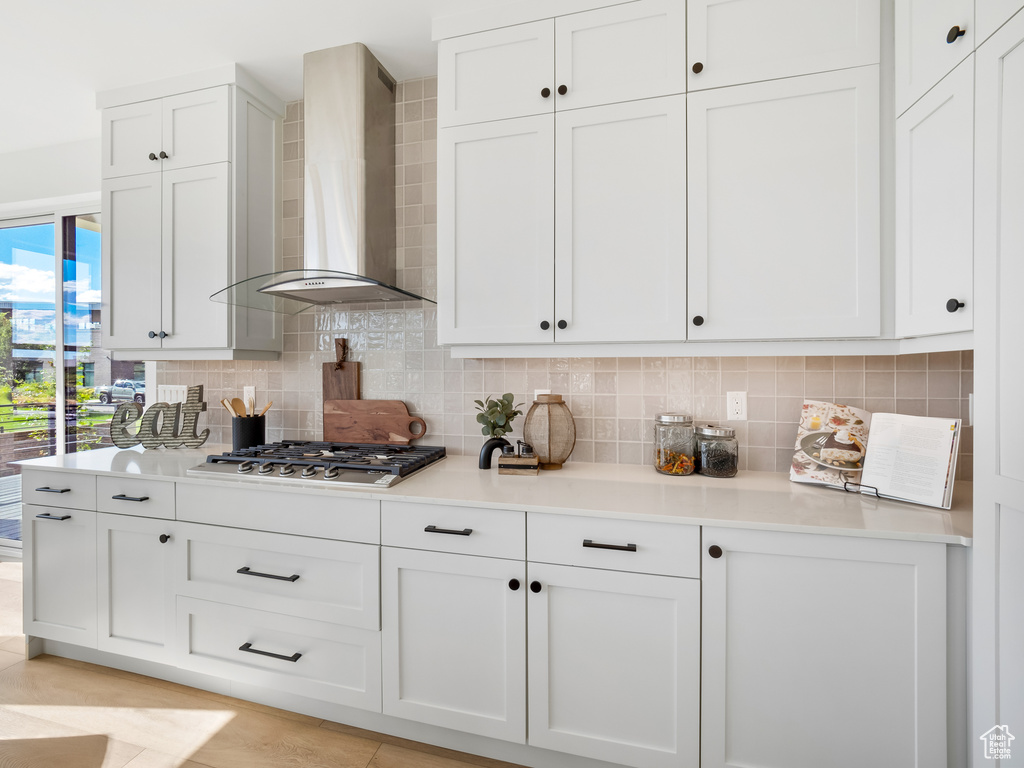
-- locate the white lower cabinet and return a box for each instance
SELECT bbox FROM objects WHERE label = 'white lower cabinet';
[22,504,97,647]
[527,562,700,768]
[700,527,948,768]
[97,513,177,663]
[381,546,527,742]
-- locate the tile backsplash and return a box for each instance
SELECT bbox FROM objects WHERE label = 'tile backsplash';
[158,77,973,479]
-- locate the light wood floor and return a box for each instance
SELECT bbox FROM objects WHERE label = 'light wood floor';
[0,561,526,768]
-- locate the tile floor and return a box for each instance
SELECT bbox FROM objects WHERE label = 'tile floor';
[0,561,525,768]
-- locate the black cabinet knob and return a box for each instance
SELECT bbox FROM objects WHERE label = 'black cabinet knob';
[692,62,704,74]
[541,87,551,98]
[148,330,157,338]
[159,331,168,338]
[946,25,966,43]
[540,320,550,330]
[946,298,965,313]
[509,578,521,591]
[530,580,542,593]
[159,534,171,544]
[692,315,705,326]
[557,320,567,330]
[159,150,169,159]
[708,544,723,559]
[557,84,568,96]
[148,152,159,161]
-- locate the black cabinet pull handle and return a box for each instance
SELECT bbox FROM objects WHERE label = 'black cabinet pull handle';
[540,320,550,330]
[692,62,704,73]
[237,566,300,582]
[112,494,150,503]
[946,25,966,43]
[530,580,542,593]
[946,298,965,313]
[557,319,567,330]
[424,525,473,536]
[159,150,169,159]
[509,578,521,591]
[239,642,302,663]
[541,87,551,98]
[35,486,71,494]
[557,84,568,95]
[159,534,171,543]
[149,152,158,161]
[36,513,71,521]
[708,544,723,559]
[692,315,705,326]
[583,539,637,552]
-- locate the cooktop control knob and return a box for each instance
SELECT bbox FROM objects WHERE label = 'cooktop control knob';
[258,463,276,475]
[324,467,340,480]
[279,463,295,477]
[237,461,255,474]
[301,465,319,478]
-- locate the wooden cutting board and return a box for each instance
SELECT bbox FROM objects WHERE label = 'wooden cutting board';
[322,361,361,401]
[324,400,427,444]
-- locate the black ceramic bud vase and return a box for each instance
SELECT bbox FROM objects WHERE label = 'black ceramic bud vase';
[479,436,511,469]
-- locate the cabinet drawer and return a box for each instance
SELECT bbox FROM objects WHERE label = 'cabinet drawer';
[97,476,174,519]
[176,483,379,543]
[382,501,524,559]
[528,514,700,578]
[177,597,381,711]
[178,523,379,630]
[21,470,96,510]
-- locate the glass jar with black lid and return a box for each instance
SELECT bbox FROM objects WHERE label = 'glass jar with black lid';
[695,424,738,478]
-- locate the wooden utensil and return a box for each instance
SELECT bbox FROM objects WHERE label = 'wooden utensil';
[220,398,238,416]
[230,397,247,418]
[247,397,255,417]
[323,400,427,444]
[258,401,273,417]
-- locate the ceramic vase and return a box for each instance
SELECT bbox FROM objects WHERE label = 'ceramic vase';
[523,394,576,470]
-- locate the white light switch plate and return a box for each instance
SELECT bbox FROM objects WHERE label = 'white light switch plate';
[726,391,748,421]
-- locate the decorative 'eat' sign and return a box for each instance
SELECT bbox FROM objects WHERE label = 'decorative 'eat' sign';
[110,385,210,449]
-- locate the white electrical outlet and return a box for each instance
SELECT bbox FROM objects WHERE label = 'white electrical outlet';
[243,385,256,413]
[726,391,748,421]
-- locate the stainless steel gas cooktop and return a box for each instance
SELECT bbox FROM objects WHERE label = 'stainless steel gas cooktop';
[186,440,446,488]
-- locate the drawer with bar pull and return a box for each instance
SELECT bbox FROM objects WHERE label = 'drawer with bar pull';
[528,513,700,578]
[97,476,174,519]
[381,501,524,560]
[21,469,96,510]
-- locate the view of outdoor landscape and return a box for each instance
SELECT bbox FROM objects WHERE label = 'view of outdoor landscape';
[0,215,141,543]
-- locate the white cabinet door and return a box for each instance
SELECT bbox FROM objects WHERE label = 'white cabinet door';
[438,20,554,127]
[687,0,879,91]
[102,99,163,179]
[22,505,97,647]
[97,513,176,663]
[700,527,947,768]
[161,163,231,349]
[895,55,974,338]
[895,0,974,115]
[554,0,686,112]
[977,0,1024,44]
[554,97,686,343]
[438,116,554,345]
[687,67,880,340]
[527,563,699,768]
[101,172,163,350]
[159,86,231,172]
[381,547,526,742]
[973,10,1024,759]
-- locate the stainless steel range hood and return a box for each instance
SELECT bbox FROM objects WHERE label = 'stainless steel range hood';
[212,43,432,313]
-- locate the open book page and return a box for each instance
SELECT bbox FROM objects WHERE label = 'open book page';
[859,413,961,508]
[790,400,872,488]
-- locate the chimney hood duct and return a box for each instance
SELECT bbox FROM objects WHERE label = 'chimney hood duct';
[212,43,431,313]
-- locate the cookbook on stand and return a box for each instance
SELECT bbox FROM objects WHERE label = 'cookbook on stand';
[789,399,961,509]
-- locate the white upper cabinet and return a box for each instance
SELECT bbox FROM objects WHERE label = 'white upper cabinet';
[439,0,685,128]
[687,0,879,91]
[977,0,1024,44]
[895,0,974,115]
[895,56,974,338]
[102,87,230,179]
[687,67,880,341]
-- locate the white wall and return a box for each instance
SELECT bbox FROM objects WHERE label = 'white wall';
[0,139,100,208]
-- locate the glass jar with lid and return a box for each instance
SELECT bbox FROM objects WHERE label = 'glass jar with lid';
[653,413,696,475]
[695,424,738,478]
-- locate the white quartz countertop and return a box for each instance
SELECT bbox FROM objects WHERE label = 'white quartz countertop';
[19,445,973,545]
